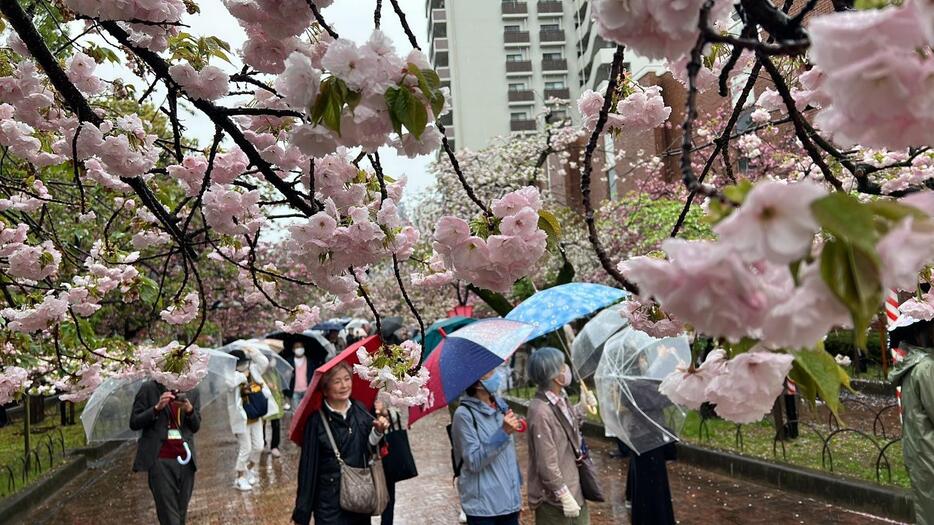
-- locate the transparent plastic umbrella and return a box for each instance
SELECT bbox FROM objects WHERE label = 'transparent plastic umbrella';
[571,307,629,380]
[80,348,237,443]
[594,327,691,455]
[220,339,293,386]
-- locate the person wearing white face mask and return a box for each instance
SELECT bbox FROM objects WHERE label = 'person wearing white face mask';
[525,347,594,525]
[286,343,312,411]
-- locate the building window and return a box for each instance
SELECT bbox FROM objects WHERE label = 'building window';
[542,51,563,61]
[541,23,561,31]
[506,53,526,62]
[511,111,529,121]
[544,80,566,89]
[505,24,522,32]
[508,82,528,91]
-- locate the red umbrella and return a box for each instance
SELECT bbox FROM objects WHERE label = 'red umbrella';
[288,335,383,445]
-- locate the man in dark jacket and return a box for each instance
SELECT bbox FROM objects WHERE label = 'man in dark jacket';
[130,380,202,525]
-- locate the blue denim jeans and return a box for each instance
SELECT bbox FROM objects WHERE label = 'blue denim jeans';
[466,512,520,525]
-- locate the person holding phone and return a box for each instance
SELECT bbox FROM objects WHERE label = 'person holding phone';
[451,369,524,525]
[130,380,201,525]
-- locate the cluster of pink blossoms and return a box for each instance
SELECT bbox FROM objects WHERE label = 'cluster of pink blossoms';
[137,342,210,392]
[354,341,431,408]
[284,152,418,297]
[225,0,331,74]
[63,0,186,51]
[808,1,934,150]
[0,366,30,405]
[168,64,230,102]
[160,292,201,325]
[274,304,321,334]
[660,349,795,423]
[431,187,548,293]
[620,181,851,348]
[618,301,684,338]
[278,30,446,159]
[591,0,732,61]
[577,87,671,133]
[57,363,103,403]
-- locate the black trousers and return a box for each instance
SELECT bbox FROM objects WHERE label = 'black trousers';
[265,419,281,449]
[148,459,195,525]
[628,445,676,525]
[381,481,396,524]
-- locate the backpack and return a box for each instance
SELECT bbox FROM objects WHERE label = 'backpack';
[446,404,478,479]
[240,377,268,421]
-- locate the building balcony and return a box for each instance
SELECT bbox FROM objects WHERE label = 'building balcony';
[539,29,565,43]
[439,113,453,127]
[501,1,528,15]
[504,30,530,44]
[437,67,450,79]
[543,87,570,99]
[510,119,537,131]
[505,60,532,73]
[541,58,567,71]
[431,8,445,22]
[433,38,448,51]
[507,89,535,103]
[537,1,563,13]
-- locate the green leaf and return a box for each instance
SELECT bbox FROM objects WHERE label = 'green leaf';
[867,199,927,224]
[467,284,514,316]
[311,77,347,134]
[789,345,851,421]
[552,256,576,287]
[537,209,562,249]
[384,87,404,135]
[138,276,160,305]
[723,337,759,358]
[819,239,882,349]
[811,192,878,250]
[722,179,754,204]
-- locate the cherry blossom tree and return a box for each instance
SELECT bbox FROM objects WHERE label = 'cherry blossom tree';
[0,0,931,417]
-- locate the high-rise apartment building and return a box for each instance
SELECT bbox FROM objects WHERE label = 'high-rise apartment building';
[427,0,583,151]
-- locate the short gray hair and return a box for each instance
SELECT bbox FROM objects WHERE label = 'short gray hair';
[527,347,565,389]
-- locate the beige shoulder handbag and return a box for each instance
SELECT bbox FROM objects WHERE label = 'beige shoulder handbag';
[320,410,390,516]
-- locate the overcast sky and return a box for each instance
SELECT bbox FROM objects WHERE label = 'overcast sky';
[101,0,434,204]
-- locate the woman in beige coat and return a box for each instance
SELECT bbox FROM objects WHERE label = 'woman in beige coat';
[526,347,590,525]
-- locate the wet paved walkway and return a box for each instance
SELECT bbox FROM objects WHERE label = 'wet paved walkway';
[18,405,904,524]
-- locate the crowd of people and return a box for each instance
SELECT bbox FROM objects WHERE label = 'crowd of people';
[125,314,934,525]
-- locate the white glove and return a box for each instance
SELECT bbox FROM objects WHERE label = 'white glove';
[559,491,581,518]
[583,390,597,410]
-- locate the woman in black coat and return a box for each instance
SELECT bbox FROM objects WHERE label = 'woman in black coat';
[291,362,389,525]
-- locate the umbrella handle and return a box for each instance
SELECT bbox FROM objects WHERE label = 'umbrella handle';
[176,442,192,465]
[580,382,598,416]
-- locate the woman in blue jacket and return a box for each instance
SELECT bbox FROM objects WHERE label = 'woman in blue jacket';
[452,369,524,525]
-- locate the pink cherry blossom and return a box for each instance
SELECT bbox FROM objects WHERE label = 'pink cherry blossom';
[759,265,851,349]
[202,184,264,236]
[617,86,671,131]
[714,180,826,264]
[705,351,795,424]
[160,292,201,325]
[877,216,934,290]
[619,240,778,342]
[899,293,934,321]
[659,349,726,410]
[591,0,732,61]
[167,154,208,196]
[138,343,209,392]
[0,366,29,404]
[59,363,103,402]
[274,304,321,333]
[809,2,933,150]
[619,301,684,338]
[1,294,69,333]
[6,240,61,281]
[169,64,230,101]
[212,147,249,185]
[276,52,322,110]
[66,52,103,95]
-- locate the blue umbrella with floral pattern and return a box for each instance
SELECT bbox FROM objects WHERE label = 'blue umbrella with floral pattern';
[505,283,628,342]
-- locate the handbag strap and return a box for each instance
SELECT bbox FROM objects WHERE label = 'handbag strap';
[320,412,345,466]
[548,402,583,460]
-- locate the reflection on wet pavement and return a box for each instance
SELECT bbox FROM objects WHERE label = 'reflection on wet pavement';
[17,404,904,524]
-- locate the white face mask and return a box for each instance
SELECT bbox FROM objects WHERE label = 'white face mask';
[555,366,572,387]
[294,348,305,357]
